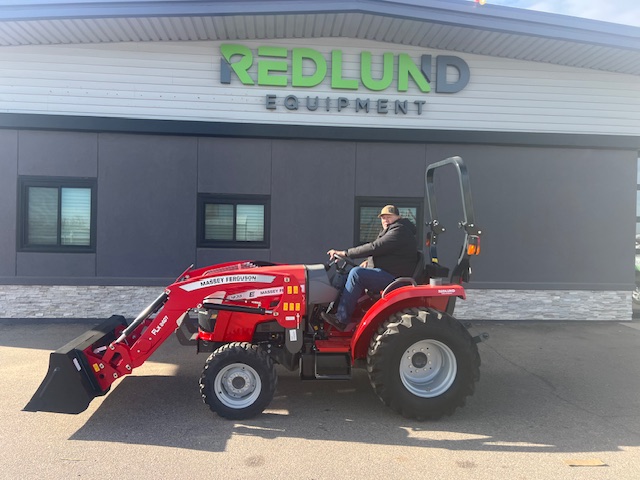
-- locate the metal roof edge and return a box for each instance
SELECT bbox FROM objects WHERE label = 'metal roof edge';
[1,0,638,50]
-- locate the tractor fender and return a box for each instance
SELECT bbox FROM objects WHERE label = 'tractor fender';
[350,284,466,360]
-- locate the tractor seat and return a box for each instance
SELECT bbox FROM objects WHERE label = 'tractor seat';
[366,251,424,300]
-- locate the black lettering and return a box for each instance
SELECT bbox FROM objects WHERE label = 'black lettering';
[266,94,277,110]
[414,100,426,115]
[306,96,319,111]
[356,98,370,113]
[220,58,231,84]
[338,97,349,112]
[395,100,408,114]
[284,95,299,110]
[377,99,388,114]
[435,56,470,93]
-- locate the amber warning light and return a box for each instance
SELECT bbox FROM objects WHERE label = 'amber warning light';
[467,236,481,255]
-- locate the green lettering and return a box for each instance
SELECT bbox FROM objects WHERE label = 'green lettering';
[361,52,394,92]
[292,48,327,87]
[257,46,288,87]
[220,44,254,85]
[331,50,358,90]
[398,53,430,93]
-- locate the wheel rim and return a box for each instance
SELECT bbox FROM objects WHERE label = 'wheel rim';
[214,363,262,409]
[399,339,457,398]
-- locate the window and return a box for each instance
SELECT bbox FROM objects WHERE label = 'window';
[355,197,422,245]
[198,195,270,248]
[18,177,97,252]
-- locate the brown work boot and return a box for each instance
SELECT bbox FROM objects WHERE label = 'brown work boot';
[321,312,347,331]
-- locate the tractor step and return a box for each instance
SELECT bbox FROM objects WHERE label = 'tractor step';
[300,352,351,380]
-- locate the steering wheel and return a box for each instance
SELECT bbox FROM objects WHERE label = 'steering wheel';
[333,252,358,267]
[325,251,359,273]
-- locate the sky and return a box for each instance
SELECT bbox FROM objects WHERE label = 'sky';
[481,0,640,27]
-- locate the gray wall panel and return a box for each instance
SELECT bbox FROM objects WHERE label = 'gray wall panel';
[2,126,635,291]
[198,137,271,195]
[426,144,636,289]
[16,252,96,277]
[270,140,357,265]
[18,130,97,177]
[355,142,426,197]
[0,130,17,276]
[96,134,197,278]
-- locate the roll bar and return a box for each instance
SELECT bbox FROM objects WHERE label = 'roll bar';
[424,156,482,286]
[426,156,476,230]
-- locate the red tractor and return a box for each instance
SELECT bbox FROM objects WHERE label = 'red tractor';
[26,156,486,420]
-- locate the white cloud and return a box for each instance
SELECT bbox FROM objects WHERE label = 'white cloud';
[485,0,640,27]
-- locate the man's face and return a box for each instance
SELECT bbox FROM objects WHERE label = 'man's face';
[380,214,399,229]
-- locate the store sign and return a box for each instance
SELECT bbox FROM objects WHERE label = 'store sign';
[219,44,470,115]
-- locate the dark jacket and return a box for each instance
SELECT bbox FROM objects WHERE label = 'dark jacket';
[346,218,418,278]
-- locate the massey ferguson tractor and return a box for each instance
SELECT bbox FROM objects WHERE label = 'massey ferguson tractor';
[25,156,486,420]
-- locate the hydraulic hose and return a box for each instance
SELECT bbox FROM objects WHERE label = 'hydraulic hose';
[114,291,168,343]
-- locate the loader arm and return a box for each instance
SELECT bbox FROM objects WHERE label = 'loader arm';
[25,262,306,414]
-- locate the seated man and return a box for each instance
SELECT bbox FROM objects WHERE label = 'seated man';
[322,205,417,331]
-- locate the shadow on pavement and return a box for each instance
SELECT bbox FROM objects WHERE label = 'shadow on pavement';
[5,320,639,454]
[68,322,640,454]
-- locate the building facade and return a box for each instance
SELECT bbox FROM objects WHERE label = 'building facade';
[0,1,638,319]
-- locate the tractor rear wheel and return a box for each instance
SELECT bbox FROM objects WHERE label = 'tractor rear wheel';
[367,307,480,420]
[199,342,277,420]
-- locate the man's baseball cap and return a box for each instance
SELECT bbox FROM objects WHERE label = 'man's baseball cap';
[378,205,400,217]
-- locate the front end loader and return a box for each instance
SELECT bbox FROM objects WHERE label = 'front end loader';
[25,156,486,420]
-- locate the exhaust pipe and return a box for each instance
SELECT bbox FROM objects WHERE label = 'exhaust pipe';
[23,315,128,414]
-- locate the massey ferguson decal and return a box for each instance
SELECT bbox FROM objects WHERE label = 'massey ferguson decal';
[226,287,285,301]
[179,274,276,292]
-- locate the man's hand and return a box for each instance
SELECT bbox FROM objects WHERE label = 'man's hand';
[327,249,347,261]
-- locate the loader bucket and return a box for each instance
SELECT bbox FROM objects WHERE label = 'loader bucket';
[24,315,128,414]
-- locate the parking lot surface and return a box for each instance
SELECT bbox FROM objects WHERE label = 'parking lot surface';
[1,320,639,480]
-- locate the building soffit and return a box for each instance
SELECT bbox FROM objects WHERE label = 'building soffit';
[0,0,639,76]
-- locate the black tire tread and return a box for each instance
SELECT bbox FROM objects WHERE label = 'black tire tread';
[199,341,277,420]
[367,307,480,420]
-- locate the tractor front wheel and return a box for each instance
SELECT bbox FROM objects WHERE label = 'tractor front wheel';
[367,307,480,420]
[199,342,277,420]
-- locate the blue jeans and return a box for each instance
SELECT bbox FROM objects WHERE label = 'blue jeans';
[335,267,395,324]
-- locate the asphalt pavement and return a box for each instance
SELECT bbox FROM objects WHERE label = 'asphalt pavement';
[1,319,639,480]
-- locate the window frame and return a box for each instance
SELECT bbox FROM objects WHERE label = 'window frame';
[17,176,97,253]
[197,194,271,249]
[354,196,423,247]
